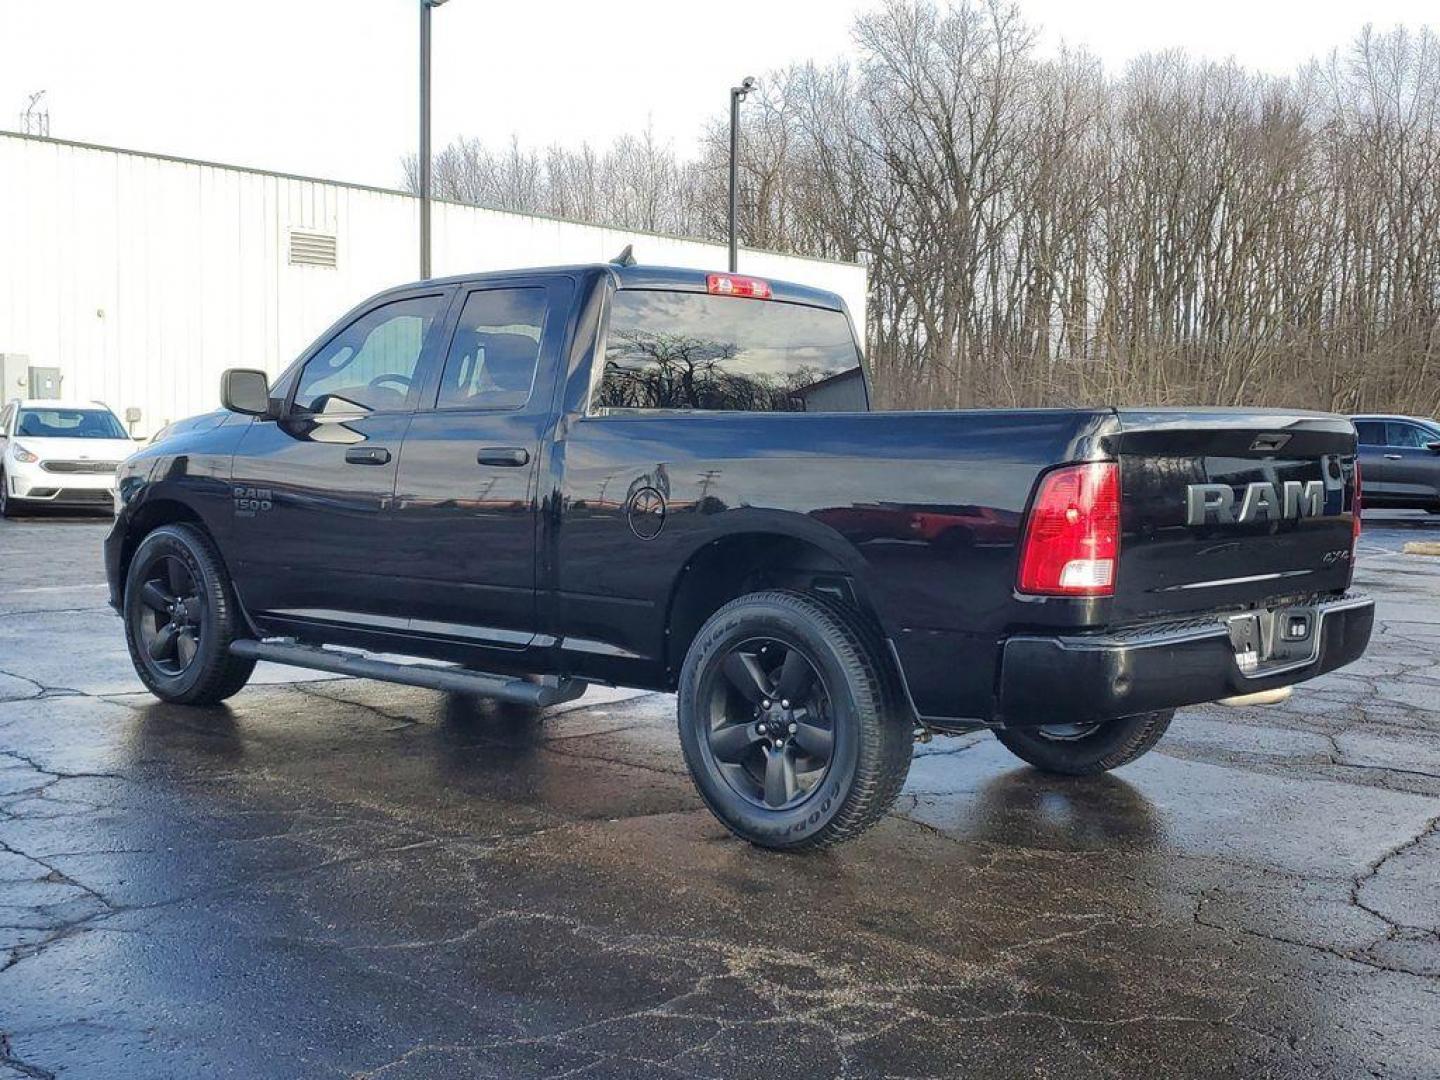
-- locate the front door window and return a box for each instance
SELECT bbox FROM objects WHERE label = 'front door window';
[294,295,445,416]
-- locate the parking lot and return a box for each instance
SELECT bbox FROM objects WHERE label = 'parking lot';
[1,511,1437,1079]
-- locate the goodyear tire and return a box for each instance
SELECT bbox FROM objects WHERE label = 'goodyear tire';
[993,710,1174,776]
[677,590,912,851]
[123,524,255,706]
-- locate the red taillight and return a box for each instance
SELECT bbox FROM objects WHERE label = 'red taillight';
[706,273,772,299]
[1352,462,1363,548]
[1017,462,1121,596]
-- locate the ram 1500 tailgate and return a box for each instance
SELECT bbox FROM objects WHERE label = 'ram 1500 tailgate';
[1110,409,1360,621]
[995,409,1370,726]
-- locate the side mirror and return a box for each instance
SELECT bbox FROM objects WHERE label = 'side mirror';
[1426,440,1440,454]
[221,369,273,417]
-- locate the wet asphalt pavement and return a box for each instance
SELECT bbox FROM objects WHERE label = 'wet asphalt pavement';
[1,512,1438,1079]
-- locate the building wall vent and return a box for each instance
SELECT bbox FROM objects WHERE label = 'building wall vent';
[289,229,337,267]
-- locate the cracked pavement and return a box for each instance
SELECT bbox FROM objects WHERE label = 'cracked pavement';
[1,512,1438,1078]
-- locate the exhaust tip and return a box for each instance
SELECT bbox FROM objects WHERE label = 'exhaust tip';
[1217,687,1294,708]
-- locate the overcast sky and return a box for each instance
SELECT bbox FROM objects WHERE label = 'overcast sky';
[0,0,1434,190]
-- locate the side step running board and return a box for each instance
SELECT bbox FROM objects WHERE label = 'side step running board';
[229,639,586,708]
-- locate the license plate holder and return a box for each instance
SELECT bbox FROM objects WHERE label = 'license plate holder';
[1228,613,1263,674]
[1227,604,1320,676]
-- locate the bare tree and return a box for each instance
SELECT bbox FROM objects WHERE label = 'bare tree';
[405,5,1440,417]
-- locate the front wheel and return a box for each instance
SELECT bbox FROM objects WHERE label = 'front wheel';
[0,470,17,518]
[993,710,1174,776]
[677,590,912,851]
[123,523,256,705]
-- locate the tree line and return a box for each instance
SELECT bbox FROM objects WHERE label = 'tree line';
[405,1,1440,415]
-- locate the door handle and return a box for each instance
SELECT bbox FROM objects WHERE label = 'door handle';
[1384,453,1403,460]
[476,447,530,467]
[344,446,392,466]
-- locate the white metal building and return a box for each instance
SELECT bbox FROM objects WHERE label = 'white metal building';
[0,132,866,436]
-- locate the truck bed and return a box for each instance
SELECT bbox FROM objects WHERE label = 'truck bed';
[555,406,1360,723]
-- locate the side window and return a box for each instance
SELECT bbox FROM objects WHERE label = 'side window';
[436,288,547,410]
[594,290,865,413]
[1386,422,1431,449]
[294,295,444,415]
[1355,421,1384,446]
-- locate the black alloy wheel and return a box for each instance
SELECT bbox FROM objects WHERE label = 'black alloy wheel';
[677,589,913,851]
[134,554,205,676]
[122,523,255,705]
[1034,721,1104,742]
[701,636,836,810]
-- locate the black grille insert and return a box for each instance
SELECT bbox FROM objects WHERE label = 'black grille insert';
[41,460,119,475]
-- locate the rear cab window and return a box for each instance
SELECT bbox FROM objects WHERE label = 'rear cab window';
[592,289,866,414]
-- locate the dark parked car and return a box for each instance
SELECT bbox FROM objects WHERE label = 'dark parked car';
[1353,415,1440,513]
[105,262,1373,849]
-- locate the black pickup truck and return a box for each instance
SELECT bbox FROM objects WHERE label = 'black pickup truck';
[105,262,1373,849]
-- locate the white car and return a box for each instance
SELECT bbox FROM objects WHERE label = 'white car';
[0,399,136,517]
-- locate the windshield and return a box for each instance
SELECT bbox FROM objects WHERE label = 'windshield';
[15,408,128,439]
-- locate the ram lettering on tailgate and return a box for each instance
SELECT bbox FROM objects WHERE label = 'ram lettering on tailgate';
[1185,480,1324,526]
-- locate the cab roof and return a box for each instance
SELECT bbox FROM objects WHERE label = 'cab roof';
[405,263,850,313]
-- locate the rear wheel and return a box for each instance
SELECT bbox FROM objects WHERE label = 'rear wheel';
[994,710,1174,776]
[123,524,255,705]
[677,590,912,851]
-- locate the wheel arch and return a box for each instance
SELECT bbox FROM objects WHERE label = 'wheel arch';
[117,500,255,634]
[661,514,887,687]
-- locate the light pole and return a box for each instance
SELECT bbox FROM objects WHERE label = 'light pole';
[728,76,756,274]
[419,0,449,280]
